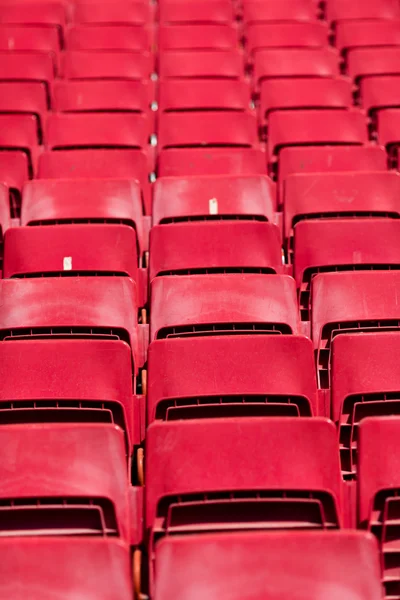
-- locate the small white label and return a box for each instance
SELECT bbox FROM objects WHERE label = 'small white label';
[63,256,72,271]
[209,198,218,215]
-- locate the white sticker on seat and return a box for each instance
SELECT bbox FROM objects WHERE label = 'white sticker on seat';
[209,198,218,215]
[63,256,72,271]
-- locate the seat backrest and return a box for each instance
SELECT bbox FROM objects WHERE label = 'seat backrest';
[0,423,130,539]
[0,277,140,370]
[347,47,400,82]
[335,20,400,54]
[158,24,237,50]
[159,0,233,24]
[73,1,150,25]
[158,79,250,112]
[157,148,267,178]
[150,274,300,340]
[158,49,243,79]
[149,221,282,280]
[0,538,133,600]
[326,0,400,23]
[243,0,317,24]
[0,339,134,449]
[147,335,318,421]
[146,417,342,534]
[62,50,153,80]
[152,175,275,223]
[153,531,382,600]
[246,22,329,54]
[66,24,150,51]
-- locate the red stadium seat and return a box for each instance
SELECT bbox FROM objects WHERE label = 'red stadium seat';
[158,79,250,112]
[0,277,140,370]
[0,24,59,55]
[149,221,282,280]
[150,274,299,340]
[243,0,317,24]
[52,80,151,114]
[158,112,257,149]
[0,2,66,45]
[0,339,135,450]
[347,47,400,83]
[246,22,329,54]
[46,113,150,151]
[66,24,150,51]
[152,174,275,223]
[260,77,352,123]
[159,0,234,24]
[0,82,46,141]
[62,50,153,80]
[3,224,139,282]
[332,333,400,478]
[358,416,400,596]
[361,75,400,116]
[158,24,237,50]
[278,146,387,204]
[0,423,131,539]
[326,0,400,25]
[73,1,150,25]
[0,153,30,215]
[311,271,400,387]
[37,152,151,213]
[377,108,400,167]
[153,531,381,600]
[0,538,133,600]
[145,417,343,541]
[267,109,368,168]
[21,179,146,252]
[0,52,54,98]
[158,49,244,79]
[158,148,267,178]
[294,219,400,320]
[284,171,400,242]
[335,20,400,55]
[0,114,38,177]
[147,335,318,421]
[254,48,340,89]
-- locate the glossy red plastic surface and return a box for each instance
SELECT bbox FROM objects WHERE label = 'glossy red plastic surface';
[243,0,317,24]
[347,47,400,81]
[0,82,47,130]
[361,75,400,114]
[0,52,54,90]
[159,24,237,49]
[246,22,329,54]
[158,79,250,112]
[66,24,150,51]
[73,1,150,24]
[326,0,400,23]
[147,335,318,421]
[158,148,267,178]
[158,49,244,79]
[336,20,400,54]
[62,50,153,80]
[150,273,299,340]
[0,24,59,53]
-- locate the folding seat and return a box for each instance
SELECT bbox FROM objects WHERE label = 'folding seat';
[246,22,329,55]
[254,48,340,91]
[0,114,38,178]
[0,24,59,55]
[45,113,150,152]
[311,271,400,388]
[294,219,400,320]
[158,79,250,112]
[0,277,140,370]
[21,179,147,253]
[0,339,136,451]
[0,423,131,540]
[332,333,400,479]
[152,174,275,223]
[158,24,237,50]
[73,1,150,25]
[159,1,233,24]
[278,146,387,204]
[335,20,400,57]
[0,52,54,101]
[153,531,382,600]
[147,335,318,422]
[358,416,400,597]
[0,154,30,217]
[361,75,400,118]
[158,148,267,178]
[267,109,368,172]
[149,221,281,281]
[66,24,150,51]
[0,2,66,46]
[62,50,153,81]
[145,418,343,546]
[158,112,257,150]
[284,171,400,243]
[0,538,133,600]
[37,152,152,213]
[326,0,400,25]
[3,224,139,283]
[0,82,47,143]
[259,77,352,124]
[377,109,400,167]
[158,49,244,79]
[150,274,299,341]
[347,47,400,84]
[243,0,317,25]
[52,80,150,115]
